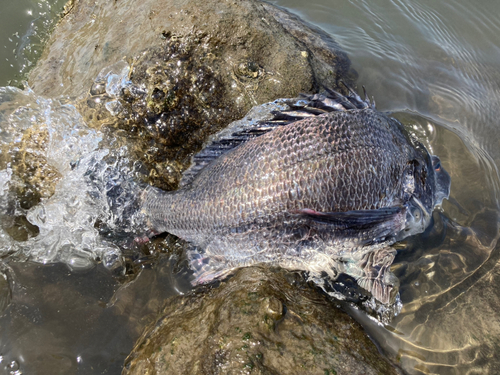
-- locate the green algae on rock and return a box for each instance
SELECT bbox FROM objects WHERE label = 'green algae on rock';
[123,266,401,375]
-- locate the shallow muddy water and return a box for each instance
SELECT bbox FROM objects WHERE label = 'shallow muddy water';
[1,0,500,374]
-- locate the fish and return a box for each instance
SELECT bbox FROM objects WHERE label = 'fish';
[141,86,451,304]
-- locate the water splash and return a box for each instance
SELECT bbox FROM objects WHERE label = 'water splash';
[0,80,147,273]
[0,168,15,252]
[95,60,133,116]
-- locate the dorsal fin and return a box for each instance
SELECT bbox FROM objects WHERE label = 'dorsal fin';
[180,84,374,187]
[254,83,375,128]
[179,100,292,187]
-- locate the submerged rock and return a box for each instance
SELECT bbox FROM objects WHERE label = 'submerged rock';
[28,0,354,190]
[123,266,400,375]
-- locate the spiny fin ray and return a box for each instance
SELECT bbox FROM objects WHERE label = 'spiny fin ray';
[180,84,374,187]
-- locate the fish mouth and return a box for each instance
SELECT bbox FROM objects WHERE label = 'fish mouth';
[432,155,451,207]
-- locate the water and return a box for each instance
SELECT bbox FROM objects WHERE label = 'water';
[0,0,500,374]
[0,0,68,87]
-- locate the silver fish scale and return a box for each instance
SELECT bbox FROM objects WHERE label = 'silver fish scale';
[146,109,415,239]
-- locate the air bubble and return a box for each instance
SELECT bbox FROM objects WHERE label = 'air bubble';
[100,245,125,276]
[93,61,131,98]
[8,360,18,369]
[67,253,95,271]
[105,100,123,116]
[90,82,106,96]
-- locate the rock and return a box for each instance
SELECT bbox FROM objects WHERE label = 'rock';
[10,125,62,208]
[29,0,352,100]
[0,123,57,241]
[123,266,400,375]
[28,0,355,190]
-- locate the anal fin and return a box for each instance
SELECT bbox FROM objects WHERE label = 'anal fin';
[345,247,399,304]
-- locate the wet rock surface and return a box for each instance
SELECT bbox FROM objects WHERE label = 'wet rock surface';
[29,0,352,99]
[28,0,354,190]
[1,125,55,241]
[9,125,62,208]
[124,266,400,375]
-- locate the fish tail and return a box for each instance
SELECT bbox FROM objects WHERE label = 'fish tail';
[140,185,175,234]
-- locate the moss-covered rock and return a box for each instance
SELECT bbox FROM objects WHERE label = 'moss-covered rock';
[124,266,400,375]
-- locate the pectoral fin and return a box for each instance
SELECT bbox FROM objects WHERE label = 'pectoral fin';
[295,206,404,229]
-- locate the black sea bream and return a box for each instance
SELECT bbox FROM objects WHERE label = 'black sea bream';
[142,88,451,303]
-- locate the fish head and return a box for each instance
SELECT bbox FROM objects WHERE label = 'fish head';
[397,147,451,241]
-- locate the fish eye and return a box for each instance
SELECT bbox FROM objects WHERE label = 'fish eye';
[411,207,421,221]
[432,156,442,172]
